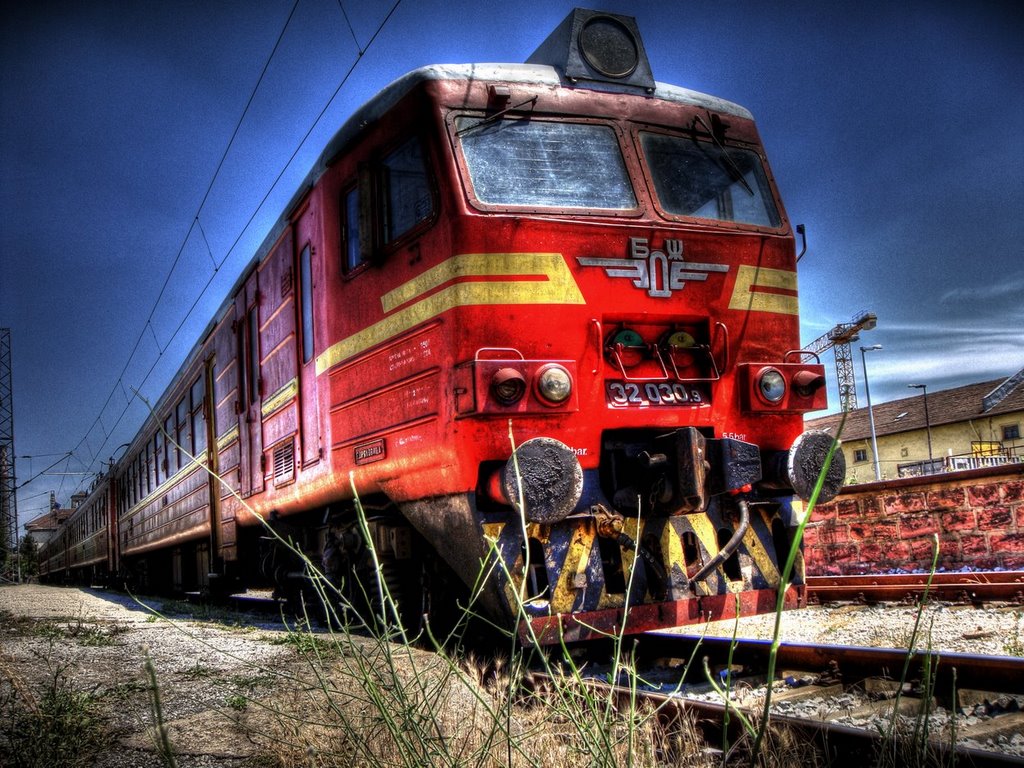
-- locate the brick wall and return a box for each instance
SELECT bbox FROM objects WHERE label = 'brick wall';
[804,465,1024,575]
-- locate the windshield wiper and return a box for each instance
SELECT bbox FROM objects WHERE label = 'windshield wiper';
[457,96,539,137]
[694,114,754,196]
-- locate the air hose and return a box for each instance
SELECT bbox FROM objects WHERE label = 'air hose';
[687,498,750,590]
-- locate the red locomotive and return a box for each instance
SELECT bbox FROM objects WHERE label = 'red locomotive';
[39,9,842,644]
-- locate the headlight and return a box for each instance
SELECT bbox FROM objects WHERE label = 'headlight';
[491,368,527,405]
[757,367,786,404]
[535,364,572,404]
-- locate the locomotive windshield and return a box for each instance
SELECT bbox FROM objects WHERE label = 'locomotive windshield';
[457,117,636,209]
[640,132,781,227]
[455,116,780,227]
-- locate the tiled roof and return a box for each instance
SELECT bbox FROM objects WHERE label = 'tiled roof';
[24,508,73,532]
[805,367,1024,442]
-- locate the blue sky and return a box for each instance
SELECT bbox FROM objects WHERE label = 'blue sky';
[2,1,1022,521]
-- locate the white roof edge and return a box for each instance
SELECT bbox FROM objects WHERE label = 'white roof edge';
[317,63,753,180]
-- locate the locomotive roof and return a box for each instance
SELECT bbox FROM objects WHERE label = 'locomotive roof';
[318,62,755,176]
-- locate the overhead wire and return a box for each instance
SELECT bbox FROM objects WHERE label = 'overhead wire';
[63,1,302,486]
[56,0,404,502]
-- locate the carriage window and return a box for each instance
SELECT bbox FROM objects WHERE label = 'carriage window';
[144,442,153,496]
[190,377,206,457]
[176,397,191,463]
[164,415,178,476]
[640,132,780,226]
[247,307,260,405]
[154,431,164,485]
[382,138,433,242]
[457,118,635,209]
[341,187,363,272]
[299,244,315,363]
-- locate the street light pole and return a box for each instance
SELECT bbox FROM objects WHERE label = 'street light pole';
[860,345,883,481]
[908,383,933,465]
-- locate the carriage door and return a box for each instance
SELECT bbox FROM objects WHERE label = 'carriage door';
[294,205,322,466]
[236,272,265,496]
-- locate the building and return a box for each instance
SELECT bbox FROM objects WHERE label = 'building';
[21,490,85,547]
[805,367,1024,485]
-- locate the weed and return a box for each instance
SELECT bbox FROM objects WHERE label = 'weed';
[270,624,340,659]
[1003,611,1024,657]
[21,613,127,647]
[0,654,110,768]
[143,645,178,768]
[181,662,217,680]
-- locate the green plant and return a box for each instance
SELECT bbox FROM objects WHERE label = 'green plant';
[1003,611,1024,657]
[143,644,178,768]
[750,412,847,763]
[0,652,110,767]
[226,693,249,712]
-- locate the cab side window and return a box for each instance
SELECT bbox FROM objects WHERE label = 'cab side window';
[341,136,434,272]
[382,137,432,243]
[341,186,363,273]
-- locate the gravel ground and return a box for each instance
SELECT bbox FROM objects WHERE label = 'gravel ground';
[1,584,298,768]
[2,584,1022,767]
[686,601,1024,657]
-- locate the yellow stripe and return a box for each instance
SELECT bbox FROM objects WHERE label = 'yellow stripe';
[685,513,721,596]
[316,253,584,375]
[216,425,239,452]
[728,265,799,315]
[550,523,594,613]
[127,461,206,519]
[619,515,640,583]
[743,507,781,587]
[261,378,297,418]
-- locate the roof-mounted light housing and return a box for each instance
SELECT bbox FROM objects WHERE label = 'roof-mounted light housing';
[526,8,655,92]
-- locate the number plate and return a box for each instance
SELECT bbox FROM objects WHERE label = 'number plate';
[606,381,707,407]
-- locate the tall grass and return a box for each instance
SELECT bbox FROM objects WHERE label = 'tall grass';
[128,412,713,767]
[749,416,846,762]
[133,401,957,767]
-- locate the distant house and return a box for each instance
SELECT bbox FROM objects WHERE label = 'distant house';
[805,367,1024,485]
[22,490,86,546]
[23,508,73,547]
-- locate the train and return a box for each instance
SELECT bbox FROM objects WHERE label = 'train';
[37,8,844,644]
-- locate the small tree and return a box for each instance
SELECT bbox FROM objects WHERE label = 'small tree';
[19,533,38,578]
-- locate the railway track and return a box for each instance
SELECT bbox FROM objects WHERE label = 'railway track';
[806,571,1024,605]
[549,633,1024,766]
[210,576,1024,763]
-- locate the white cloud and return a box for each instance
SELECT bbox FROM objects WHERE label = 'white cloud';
[940,275,1024,305]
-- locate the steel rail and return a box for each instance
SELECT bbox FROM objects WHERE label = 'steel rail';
[624,633,1024,698]
[807,571,1024,604]
[548,632,1024,767]
[528,676,1024,768]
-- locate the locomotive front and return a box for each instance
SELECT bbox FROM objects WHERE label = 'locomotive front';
[395,10,843,643]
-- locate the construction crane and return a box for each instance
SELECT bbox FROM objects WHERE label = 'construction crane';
[803,310,877,412]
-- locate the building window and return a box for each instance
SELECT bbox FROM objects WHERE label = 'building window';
[1003,424,1021,441]
[900,447,909,458]
[854,448,868,463]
